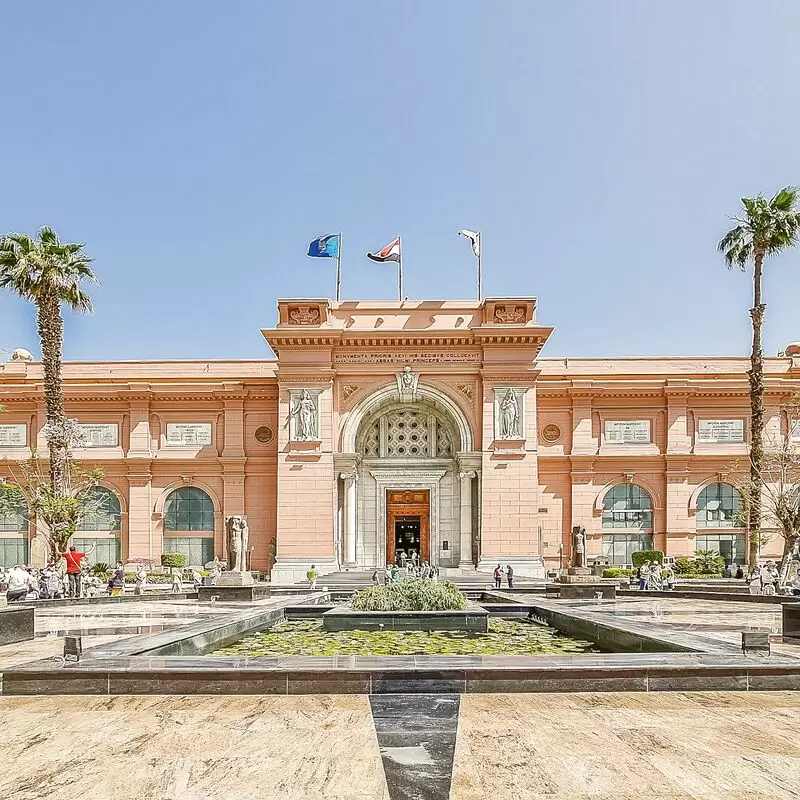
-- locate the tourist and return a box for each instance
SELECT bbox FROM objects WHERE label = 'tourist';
[748,568,762,595]
[735,564,744,579]
[432,565,439,582]
[134,565,148,596]
[723,562,732,578]
[307,564,318,590]
[192,568,202,590]
[494,564,503,589]
[760,561,779,596]
[421,561,430,579]
[648,562,662,591]
[662,564,676,591]
[62,543,94,598]
[6,564,29,603]
[399,551,407,569]
[23,568,39,600]
[108,562,125,596]
[41,562,62,599]
[371,570,379,585]
[639,561,651,591]
[208,560,222,585]
[390,564,400,582]
[506,565,514,589]
[792,572,800,597]
[171,566,183,594]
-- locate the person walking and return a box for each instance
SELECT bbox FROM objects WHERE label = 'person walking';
[371,570,379,586]
[493,564,503,589]
[506,565,514,589]
[134,565,148,596]
[170,566,183,595]
[639,561,651,591]
[108,562,125,596]
[306,564,318,590]
[62,544,94,598]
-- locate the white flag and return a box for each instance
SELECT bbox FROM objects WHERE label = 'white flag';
[458,229,480,259]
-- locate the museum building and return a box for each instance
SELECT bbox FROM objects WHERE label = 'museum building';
[1,296,799,581]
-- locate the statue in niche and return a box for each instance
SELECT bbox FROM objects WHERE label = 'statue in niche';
[499,389,521,438]
[226,515,249,572]
[291,389,318,440]
[571,525,587,569]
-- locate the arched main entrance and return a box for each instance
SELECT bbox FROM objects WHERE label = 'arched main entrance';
[337,385,478,570]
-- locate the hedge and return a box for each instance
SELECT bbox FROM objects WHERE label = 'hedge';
[160,552,189,568]
[602,568,634,578]
[352,580,466,611]
[631,550,664,568]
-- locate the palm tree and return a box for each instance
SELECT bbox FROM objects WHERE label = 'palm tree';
[719,187,800,567]
[0,227,97,497]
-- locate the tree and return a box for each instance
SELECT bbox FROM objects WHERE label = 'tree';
[719,187,800,567]
[0,449,105,560]
[731,398,800,586]
[0,227,97,497]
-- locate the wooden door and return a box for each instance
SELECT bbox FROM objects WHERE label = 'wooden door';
[386,489,430,565]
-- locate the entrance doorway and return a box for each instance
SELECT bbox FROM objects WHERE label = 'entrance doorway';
[386,490,430,566]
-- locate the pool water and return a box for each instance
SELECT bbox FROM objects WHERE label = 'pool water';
[211,618,598,657]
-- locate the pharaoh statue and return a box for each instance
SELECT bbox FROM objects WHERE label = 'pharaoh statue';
[571,525,587,569]
[499,389,521,438]
[291,390,318,440]
[225,515,249,573]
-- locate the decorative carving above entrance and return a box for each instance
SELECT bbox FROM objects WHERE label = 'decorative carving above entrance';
[288,305,321,325]
[340,384,358,403]
[456,383,474,402]
[395,365,420,401]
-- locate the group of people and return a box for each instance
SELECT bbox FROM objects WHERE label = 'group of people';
[493,564,514,589]
[377,559,440,584]
[636,560,677,591]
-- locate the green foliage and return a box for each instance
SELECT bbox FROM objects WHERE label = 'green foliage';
[602,568,634,578]
[673,553,724,577]
[351,580,467,612]
[90,562,110,578]
[160,552,188,568]
[631,550,664,568]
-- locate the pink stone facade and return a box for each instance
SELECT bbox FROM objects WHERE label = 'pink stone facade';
[1,297,798,578]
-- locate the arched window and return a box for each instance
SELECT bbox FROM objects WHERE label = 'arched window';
[359,408,454,458]
[696,483,742,529]
[0,487,29,532]
[602,485,653,529]
[164,487,215,531]
[79,486,122,532]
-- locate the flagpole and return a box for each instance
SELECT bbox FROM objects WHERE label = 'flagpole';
[398,236,403,302]
[335,232,342,303]
[477,233,482,301]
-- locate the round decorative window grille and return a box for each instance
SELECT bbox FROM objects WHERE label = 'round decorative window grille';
[254,425,274,445]
[541,424,561,443]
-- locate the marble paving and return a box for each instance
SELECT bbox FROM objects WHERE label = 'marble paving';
[2,692,800,799]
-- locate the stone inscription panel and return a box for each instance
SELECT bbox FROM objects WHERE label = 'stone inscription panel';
[0,424,27,447]
[698,419,744,443]
[166,422,212,446]
[604,419,650,444]
[76,423,118,447]
[333,351,481,364]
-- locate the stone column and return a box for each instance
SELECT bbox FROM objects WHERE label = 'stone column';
[458,470,476,569]
[341,472,358,567]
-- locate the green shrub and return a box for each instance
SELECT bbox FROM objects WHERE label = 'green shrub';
[602,568,634,578]
[160,552,188,569]
[352,580,467,612]
[631,550,664,568]
[90,562,110,578]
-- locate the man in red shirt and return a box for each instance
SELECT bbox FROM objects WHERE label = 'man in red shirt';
[62,544,94,598]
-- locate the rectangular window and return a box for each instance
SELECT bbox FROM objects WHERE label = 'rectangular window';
[163,536,215,566]
[165,423,212,447]
[0,537,29,568]
[695,533,745,565]
[697,419,744,443]
[71,537,121,566]
[601,534,654,566]
[76,424,119,447]
[604,420,650,444]
[0,424,27,447]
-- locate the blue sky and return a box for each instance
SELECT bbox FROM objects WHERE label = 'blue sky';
[1,1,799,361]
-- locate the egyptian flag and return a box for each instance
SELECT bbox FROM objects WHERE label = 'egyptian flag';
[366,237,401,263]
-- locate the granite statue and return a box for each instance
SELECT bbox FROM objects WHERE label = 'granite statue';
[226,515,249,573]
[571,525,587,569]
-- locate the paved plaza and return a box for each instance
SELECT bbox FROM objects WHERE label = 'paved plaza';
[2,595,800,798]
[1,691,800,799]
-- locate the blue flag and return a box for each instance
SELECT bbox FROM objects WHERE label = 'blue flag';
[308,234,340,259]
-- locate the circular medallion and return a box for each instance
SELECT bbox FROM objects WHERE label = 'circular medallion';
[541,424,561,443]
[254,425,274,445]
